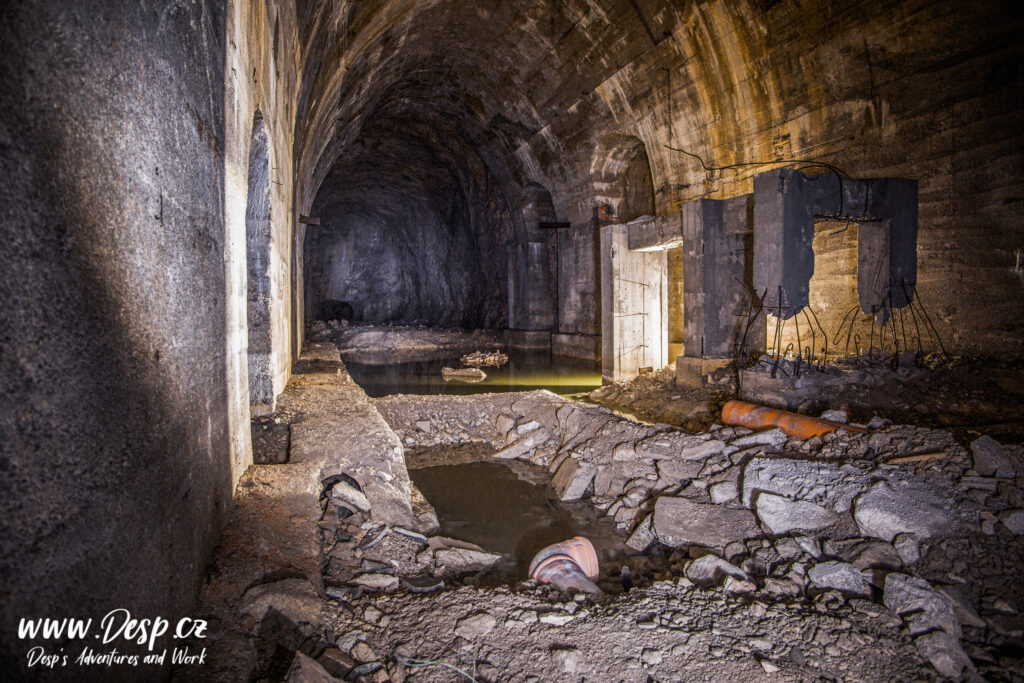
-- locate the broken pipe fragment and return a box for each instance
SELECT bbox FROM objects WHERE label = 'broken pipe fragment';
[722,400,867,439]
[529,537,602,594]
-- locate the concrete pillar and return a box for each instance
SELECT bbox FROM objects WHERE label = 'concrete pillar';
[677,196,763,388]
[600,222,668,383]
[753,169,918,321]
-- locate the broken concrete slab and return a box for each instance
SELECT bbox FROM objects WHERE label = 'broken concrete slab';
[732,428,787,449]
[883,573,961,639]
[652,497,762,551]
[552,458,596,501]
[741,458,869,512]
[754,493,840,535]
[807,561,870,596]
[331,482,371,515]
[853,480,956,542]
[685,554,750,588]
[912,630,974,679]
[970,435,1018,477]
[434,548,503,574]
[626,514,657,552]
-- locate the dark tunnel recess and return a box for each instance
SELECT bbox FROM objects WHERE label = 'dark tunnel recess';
[304,95,514,330]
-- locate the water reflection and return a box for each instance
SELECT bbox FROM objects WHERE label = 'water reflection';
[408,460,623,578]
[343,349,601,398]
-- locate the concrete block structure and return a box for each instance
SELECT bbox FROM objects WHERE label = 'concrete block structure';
[601,222,669,383]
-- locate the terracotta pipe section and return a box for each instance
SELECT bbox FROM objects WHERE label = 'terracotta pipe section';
[721,400,868,439]
[529,537,602,594]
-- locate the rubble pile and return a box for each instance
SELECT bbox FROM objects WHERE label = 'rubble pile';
[377,390,1024,679]
[209,342,1023,681]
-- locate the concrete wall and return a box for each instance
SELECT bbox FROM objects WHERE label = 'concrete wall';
[292,0,1024,359]
[0,0,231,673]
[225,0,301,470]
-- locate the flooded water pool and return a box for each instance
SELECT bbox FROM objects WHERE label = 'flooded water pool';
[407,454,624,581]
[344,349,602,398]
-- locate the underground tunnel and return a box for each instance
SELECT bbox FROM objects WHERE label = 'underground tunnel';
[2,1,1024,681]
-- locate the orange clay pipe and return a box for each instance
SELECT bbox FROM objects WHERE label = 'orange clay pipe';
[721,400,868,439]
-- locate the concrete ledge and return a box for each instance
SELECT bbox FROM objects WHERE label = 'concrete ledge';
[505,329,552,349]
[627,214,683,252]
[552,332,600,361]
[676,356,737,391]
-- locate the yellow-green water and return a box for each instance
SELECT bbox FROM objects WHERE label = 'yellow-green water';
[344,350,601,398]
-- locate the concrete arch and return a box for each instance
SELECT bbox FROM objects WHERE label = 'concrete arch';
[591,133,657,225]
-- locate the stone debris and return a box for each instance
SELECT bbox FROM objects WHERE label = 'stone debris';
[754,492,840,535]
[286,651,341,682]
[331,482,371,515]
[364,388,1024,680]
[999,509,1024,535]
[853,480,956,542]
[551,458,596,501]
[433,547,504,574]
[652,497,761,551]
[884,573,961,638]
[884,575,975,678]
[351,573,400,591]
[970,435,1018,477]
[912,631,975,679]
[807,561,870,596]
[820,409,849,423]
[892,533,920,565]
[685,554,750,588]
[625,514,656,552]
[731,427,787,449]
[460,350,508,367]
[741,458,868,512]
[539,611,575,626]
[455,612,496,639]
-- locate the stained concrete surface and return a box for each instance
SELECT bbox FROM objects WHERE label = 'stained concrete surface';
[0,1,231,676]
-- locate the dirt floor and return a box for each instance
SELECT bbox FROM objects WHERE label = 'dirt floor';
[193,327,1024,682]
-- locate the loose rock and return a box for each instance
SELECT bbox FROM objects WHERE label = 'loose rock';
[653,497,762,551]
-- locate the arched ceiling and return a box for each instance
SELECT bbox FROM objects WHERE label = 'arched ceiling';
[292,0,691,213]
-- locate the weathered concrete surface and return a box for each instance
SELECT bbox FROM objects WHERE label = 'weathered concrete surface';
[0,1,235,675]
[199,342,419,678]
[296,0,1024,357]
[683,195,763,358]
[601,222,668,382]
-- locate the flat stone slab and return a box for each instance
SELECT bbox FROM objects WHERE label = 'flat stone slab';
[807,561,870,596]
[853,480,956,542]
[755,492,840,535]
[652,497,761,551]
[741,458,870,512]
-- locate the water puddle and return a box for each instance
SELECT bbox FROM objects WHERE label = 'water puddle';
[406,448,624,583]
[344,349,601,398]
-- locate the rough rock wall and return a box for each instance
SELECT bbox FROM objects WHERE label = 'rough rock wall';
[305,117,511,328]
[0,0,230,673]
[294,0,1024,356]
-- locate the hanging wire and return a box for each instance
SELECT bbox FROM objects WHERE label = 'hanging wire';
[396,655,478,682]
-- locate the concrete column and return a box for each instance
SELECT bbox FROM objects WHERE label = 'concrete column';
[600,222,668,383]
[678,196,763,388]
[753,169,918,321]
